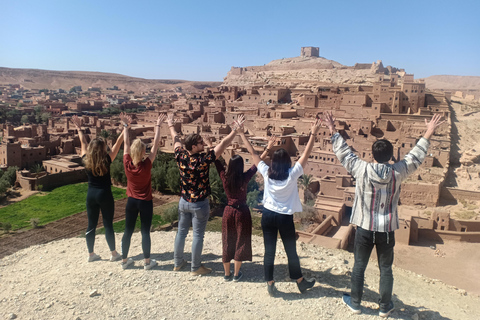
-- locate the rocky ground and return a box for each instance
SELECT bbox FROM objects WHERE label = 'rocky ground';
[1,231,479,320]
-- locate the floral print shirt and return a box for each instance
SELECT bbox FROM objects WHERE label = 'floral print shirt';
[175,146,216,202]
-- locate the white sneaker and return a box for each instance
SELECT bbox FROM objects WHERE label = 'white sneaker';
[88,253,101,262]
[144,259,157,270]
[121,258,134,270]
[110,252,122,262]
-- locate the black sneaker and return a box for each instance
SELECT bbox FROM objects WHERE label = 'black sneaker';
[267,282,277,297]
[224,274,233,282]
[379,301,394,318]
[297,278,315,293]
[342,294,361,314]
[233,271,243,282]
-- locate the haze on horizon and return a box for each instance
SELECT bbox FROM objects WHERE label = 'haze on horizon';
[2,0,479,82]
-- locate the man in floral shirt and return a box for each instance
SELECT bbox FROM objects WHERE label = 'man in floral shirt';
[168,114,244,275]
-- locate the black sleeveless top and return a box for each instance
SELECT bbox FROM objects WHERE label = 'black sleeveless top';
[82,155,112,189]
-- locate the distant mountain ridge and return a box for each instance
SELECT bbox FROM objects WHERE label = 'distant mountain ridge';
[420,75,480,91]
[0,67,222,92]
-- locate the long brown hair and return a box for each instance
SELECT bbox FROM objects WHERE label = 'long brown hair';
[84,138,109,177]
[225,155,245,193]
[268,148,291,181]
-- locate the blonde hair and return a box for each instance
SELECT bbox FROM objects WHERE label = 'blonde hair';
[84,138,108,177]
[130,139,146,166]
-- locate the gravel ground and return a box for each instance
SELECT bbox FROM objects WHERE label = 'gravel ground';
[1,231,479,320]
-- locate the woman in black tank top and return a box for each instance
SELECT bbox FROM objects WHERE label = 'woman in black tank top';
[72,115,124,263]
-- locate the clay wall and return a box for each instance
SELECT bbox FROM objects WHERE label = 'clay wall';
[449,219,480,232]
[0,143,22,167]
[304,94,318,108]
[16,169,87,191]
[400,182,441,206]
[440,187,480,202]
[274,110,297,119]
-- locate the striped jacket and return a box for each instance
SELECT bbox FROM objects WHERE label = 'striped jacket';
[331,133,430,232]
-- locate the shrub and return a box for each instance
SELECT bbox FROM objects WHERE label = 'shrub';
[3,222,12,233]
[296,204,318,226]
[247,189,261,209]
[30,218,40,228]
[162,203,179,223]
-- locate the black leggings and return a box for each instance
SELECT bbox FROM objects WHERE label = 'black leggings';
[86,187,116,253]
[121,197,153,259]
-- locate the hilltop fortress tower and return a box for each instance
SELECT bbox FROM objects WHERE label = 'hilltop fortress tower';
[301,46,319,57]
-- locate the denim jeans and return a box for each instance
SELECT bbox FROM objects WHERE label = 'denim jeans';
[261,208,302,282]
[174,198,210,271]
[351,227,395,310]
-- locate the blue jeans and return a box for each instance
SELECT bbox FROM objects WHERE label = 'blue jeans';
[262,208,302,282]
[174,198,210,271]
[351,227,395,311]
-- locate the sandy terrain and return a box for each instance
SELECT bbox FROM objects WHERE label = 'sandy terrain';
[1,231,479,320]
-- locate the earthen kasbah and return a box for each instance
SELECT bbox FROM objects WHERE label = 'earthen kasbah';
[1,47,479,247]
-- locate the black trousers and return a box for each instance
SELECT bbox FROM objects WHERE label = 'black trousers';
[262,208,302,282]
[85,187,116,253]
[351,227,395,311]
[121,197,153,259]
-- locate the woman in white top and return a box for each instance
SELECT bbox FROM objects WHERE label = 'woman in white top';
[238,118,322,296]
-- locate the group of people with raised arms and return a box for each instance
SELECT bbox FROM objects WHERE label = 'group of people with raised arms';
[72,111,444,316]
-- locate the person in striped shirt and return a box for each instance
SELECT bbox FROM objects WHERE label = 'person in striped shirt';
[323,112,444,317]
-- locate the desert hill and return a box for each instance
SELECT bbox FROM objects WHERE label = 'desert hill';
[421,75,480,91]
[0,67,222,92]
[222,56,400,88]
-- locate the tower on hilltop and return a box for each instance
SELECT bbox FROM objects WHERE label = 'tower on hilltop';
[301,47,319,57]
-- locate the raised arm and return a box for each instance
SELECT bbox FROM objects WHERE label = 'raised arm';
[297,118,322,168]
[260,135,277,160]
[71,115,88,157]
[392,114,445,181]
[119,112,132,155]
[324,111,364,178]
[237,122,262,166]
[109,129,124,162]
[148,113,167,163]
[167,113,182,150]
[213,114,245,158]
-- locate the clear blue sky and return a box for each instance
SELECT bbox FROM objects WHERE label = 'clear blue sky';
[2,0,479,81]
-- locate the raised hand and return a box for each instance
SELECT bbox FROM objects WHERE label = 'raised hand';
[425,114,445,131]
[267,135,277,149]
[167,113,175,127]
[424,114,445,139]
[157,113,167,126]
[311,117,322,135]
[233,114,246,133]
[323,111,336,133]
[71,115,82,129]
[119,112,132,127]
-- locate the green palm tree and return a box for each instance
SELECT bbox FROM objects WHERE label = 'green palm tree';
[298,174,314,203]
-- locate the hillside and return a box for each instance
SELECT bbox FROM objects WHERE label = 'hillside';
[0,67,222,92]
[421,75,480,91]
[1,231,479,320]
[222,56,399,88]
